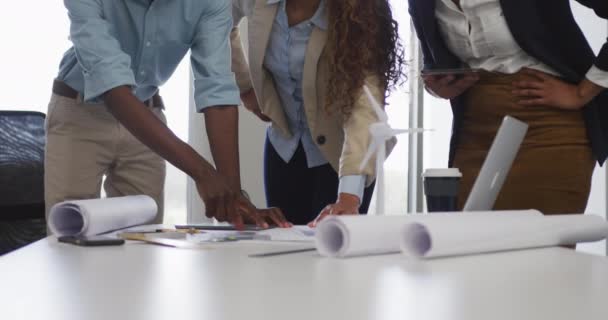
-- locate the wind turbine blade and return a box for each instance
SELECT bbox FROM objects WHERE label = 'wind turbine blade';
[390,128,432,135]
[363,85,388,122]
[359,138,381,171]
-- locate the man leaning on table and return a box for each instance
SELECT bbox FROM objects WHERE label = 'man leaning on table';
[45,0,290,230]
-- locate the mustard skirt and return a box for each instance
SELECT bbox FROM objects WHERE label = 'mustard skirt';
[453,71,595,215]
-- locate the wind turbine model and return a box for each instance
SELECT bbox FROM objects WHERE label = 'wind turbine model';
[359,85,429,215]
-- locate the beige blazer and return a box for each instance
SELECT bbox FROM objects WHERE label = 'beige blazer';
[231,0,396,186]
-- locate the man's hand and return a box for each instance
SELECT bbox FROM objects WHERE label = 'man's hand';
[237,197,292,229]
[308,193,360,228]
[240,89,271,122]
[423,73,479,99]
[195,172,291,229]
[513,68,604,110]
[202,105,290,228]
[193,168,242,225]
[103,86,288,228]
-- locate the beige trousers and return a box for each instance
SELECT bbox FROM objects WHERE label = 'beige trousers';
[44,94,166,230]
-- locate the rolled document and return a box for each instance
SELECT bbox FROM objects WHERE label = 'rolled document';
[401,214,608,259]
[48,196,158,237]
[315,210,542,258]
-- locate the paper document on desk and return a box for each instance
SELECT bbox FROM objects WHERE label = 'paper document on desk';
[48,196,157,237]
[188,226,315,243]
[257,226,315,242]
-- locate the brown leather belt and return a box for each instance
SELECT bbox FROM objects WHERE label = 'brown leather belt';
[52,79,164,109]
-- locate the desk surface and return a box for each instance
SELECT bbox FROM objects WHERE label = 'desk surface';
[1,238,608,320]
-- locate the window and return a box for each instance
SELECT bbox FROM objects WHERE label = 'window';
[572,3,607,256]
[367,0,412,215]
[0,2,189,225]
[1,3,70,112]
[159,57,190,225]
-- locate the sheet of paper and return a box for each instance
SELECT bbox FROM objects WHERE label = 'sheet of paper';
[48,196,157,237]
[187,226,315,243]
[400,214,608,259]
[315,210,543,258]
[187,230,257,242]
[256,226,315,242]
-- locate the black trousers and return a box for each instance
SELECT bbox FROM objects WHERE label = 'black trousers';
[264,137,374,225]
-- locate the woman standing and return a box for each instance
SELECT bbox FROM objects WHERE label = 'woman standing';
[231,0,405,225]
[408,0,607,214]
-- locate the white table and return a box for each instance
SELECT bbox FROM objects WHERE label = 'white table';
[1,238,608,320]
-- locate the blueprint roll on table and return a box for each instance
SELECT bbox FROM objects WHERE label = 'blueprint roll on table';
[400,213,608,259]
[48,196,157,237]
[314,210,543,258]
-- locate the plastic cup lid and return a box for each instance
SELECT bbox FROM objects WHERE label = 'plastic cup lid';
[422,168,462,178]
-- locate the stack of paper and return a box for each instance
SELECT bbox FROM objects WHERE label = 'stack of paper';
[257,226,315,242]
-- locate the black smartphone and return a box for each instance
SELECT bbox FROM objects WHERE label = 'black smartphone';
[58,235,125,246]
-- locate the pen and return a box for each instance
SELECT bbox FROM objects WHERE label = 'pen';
[156,228,205,234]
[249,248,316,258]
[118,233,210,249]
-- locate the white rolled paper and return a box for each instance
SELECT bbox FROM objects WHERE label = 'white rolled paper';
[315,210,542,258]
[400,213,608,259]
[315,215,407,258]
[48,196,158,237]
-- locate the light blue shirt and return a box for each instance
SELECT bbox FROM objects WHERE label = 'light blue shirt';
[58,0,240,111]
[263,0,365,200]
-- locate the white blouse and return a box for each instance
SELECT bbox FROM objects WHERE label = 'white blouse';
[434,0,608,88]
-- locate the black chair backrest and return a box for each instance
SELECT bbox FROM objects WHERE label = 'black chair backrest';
[0,111,46,220]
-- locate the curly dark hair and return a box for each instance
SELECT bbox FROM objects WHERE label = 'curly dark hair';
[325,0,406,116]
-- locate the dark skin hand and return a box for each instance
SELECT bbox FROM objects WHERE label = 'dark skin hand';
[308,193,360,228]
[240,89,271,122]
[103,86,290,229]
[513,68,604,110]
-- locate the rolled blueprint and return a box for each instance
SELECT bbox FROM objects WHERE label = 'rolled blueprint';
[48,196,157,237]
[400,213,608,259]
[315,210,542,258]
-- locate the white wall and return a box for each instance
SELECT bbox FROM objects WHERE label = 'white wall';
[0,2,190,226]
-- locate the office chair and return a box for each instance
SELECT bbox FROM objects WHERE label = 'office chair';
[0,111,47,255]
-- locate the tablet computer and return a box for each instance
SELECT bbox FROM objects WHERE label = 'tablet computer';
[463,116,528,211]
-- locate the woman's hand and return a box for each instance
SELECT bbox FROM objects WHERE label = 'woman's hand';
[422,73,479,99]
[307,193,360,228]
[240,89,271,122]
[513,68,604,110]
